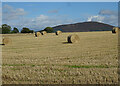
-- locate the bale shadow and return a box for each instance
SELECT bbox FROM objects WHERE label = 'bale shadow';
[62,42,72,44]
[0,44,5,45]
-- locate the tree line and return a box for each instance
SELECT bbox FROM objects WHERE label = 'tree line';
[0,24,54,34]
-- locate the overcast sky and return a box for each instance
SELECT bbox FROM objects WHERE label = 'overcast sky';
[2,2,118,31]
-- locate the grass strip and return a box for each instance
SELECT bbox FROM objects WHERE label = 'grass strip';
[2,64,117,68]
[3,64,44,67]
[64,65,117,68]
[3,64,26,66]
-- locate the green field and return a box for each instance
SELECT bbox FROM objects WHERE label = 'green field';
[2,31,118,84]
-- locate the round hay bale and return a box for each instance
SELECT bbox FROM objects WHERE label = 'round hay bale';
[112,27,119,34]
[112,28,116,33]
[56,30,62,35]
[35,32,41,37]
[2,37,12,45]
[41,31,47,35]
[67,34,79,43]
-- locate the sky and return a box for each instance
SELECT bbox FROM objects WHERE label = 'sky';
[2,2,118,31]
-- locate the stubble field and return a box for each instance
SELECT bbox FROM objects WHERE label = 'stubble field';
[1,31,118,84]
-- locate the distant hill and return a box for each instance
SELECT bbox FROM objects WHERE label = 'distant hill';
[52,21,114,32]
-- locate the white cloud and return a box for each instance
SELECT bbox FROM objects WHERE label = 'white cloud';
[48,10,59,13]
[4,5,118,31]
[99,9,117,16]
[6,14,74,31]
[87,9,118,26]
[87,15,104,22]
[35,15,49,22]
[2,4,75,31]
[3,4,26,21]
[0,7,2,25]
[28,14,74,31]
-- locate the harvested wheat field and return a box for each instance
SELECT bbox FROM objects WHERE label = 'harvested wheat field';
[2,31,118,84]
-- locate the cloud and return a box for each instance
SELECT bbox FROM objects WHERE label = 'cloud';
[35,15,49,21]
[26,14,74,31]
[0,7,2,25]
[87,15,104,22]
[6,14,74,31]
[3,4,26,21]
[99,9,117,16]
[2,4,118,31]
[48,10,59,13]
[87,9,118,26]
[2,4,75,31]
